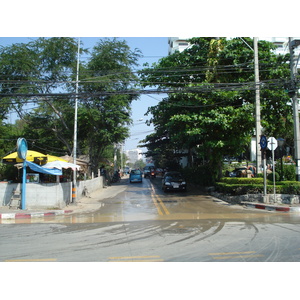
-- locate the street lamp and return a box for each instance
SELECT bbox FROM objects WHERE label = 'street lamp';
[277,138,285,181]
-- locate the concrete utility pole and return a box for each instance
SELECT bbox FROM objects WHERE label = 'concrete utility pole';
[289,37,300,181]
[72,38,80,203]
[254,37,262,173]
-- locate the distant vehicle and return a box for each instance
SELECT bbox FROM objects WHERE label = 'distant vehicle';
[162,171,187,192]
[144,164,155,178]
[150,168,156,179]
[129,169,143,183]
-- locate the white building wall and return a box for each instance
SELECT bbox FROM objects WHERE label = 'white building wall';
[125,149,143,164]
[168,37,191,55]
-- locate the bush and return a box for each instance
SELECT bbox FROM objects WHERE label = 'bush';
[220,177,264,185]
[283,164,296,181]
[267,172,280,182]
[215,178,300,195]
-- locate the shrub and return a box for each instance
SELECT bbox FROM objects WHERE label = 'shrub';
[283,164,296,181]
[215,179,300,195]
[267,172,280,182]
[220,177,264,185]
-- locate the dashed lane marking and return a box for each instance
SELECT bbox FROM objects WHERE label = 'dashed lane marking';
[209,251,264,260]
[108,255,164,262]
[4,258,57,262]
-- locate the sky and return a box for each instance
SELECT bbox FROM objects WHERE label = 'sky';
[1,3,296,154]
[0,37,169,152]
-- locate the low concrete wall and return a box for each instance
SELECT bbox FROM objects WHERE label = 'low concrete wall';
[211,191,300,205]
[0,176,103,209]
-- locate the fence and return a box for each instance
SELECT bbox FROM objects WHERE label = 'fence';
[0,176,103,209]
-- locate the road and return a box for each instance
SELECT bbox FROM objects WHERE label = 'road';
[1,176,300,262]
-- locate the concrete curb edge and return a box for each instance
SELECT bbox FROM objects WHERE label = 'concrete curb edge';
[241,202,300,212]
[0,210,73,220]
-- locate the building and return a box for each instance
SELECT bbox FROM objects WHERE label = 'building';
[168,37,191,55]
[125,149,143,165]
[168,37,300,67]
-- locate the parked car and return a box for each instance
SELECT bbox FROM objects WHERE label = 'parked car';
[162,171,187,192]
[129,169,143,183]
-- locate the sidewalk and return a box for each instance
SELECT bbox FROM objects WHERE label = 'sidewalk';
[0,182,128,220]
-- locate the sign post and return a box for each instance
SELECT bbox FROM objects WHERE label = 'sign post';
[259,136,268,199]
[17,138,28,210]
[267,137,278,203]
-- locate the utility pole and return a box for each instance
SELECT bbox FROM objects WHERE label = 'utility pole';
[254,37,262,173]
[289,37,300,181]
[72,38,80,203]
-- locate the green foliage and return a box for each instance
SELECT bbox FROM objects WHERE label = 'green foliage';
[216,177,300,195]
[267,172,280,182]
[140,37,292,180]
[0,38,142,174]
[181,166,215,186]
[133,159,146,170]
[220,177,264,184]
[0,163,19,182]
[283,164,296,181]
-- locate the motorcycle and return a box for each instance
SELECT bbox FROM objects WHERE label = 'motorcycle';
[150,169,156,179]
[112,171,121,183]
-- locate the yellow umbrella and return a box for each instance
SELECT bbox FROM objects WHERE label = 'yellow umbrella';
[2,151,67,165]
[2,150,48,164]
[46,155,67,163]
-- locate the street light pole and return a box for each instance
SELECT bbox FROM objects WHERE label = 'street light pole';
[72,38,80,203]
[289,37,300,181]
[254,37,262,174]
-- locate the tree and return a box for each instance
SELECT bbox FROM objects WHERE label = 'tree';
[0,38,142,175]
[140,37,292,181]
[76,38,141,172]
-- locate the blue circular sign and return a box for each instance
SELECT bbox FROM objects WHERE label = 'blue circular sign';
[17,138,28,160]
[259,136,268,150]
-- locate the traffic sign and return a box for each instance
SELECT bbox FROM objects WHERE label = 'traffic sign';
[259,136,268,150]
[267,137,278,151]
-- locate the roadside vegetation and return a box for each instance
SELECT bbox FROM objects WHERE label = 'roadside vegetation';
[1,37,299,187]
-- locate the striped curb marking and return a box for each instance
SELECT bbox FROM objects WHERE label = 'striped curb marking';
[0,210,73,219]
[242,203,300,212]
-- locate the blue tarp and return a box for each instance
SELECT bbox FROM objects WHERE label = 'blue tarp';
[25,160,62,175]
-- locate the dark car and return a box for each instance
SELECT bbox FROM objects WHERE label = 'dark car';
[162,171,187,192]
[129,169,143,183]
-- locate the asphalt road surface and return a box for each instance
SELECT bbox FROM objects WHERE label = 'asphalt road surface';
[1,176,300,262]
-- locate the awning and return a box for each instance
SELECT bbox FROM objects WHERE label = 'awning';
[42,160,80,171]
[25,160,62,175]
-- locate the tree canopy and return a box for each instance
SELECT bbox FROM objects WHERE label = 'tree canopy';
[140,37,292,180]
[0,38,141,173]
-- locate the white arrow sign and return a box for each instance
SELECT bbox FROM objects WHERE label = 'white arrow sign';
[267,137,278,151]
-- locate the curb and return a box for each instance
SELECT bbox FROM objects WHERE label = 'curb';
[241,202,300,212]
[0,210,73,220]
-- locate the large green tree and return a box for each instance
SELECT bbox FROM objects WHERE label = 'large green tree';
[0,38,141,174]
[140,37,292,180]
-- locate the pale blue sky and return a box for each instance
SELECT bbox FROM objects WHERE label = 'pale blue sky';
[1,37,169,151]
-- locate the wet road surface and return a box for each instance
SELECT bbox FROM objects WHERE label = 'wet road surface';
[1,176,300,261]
